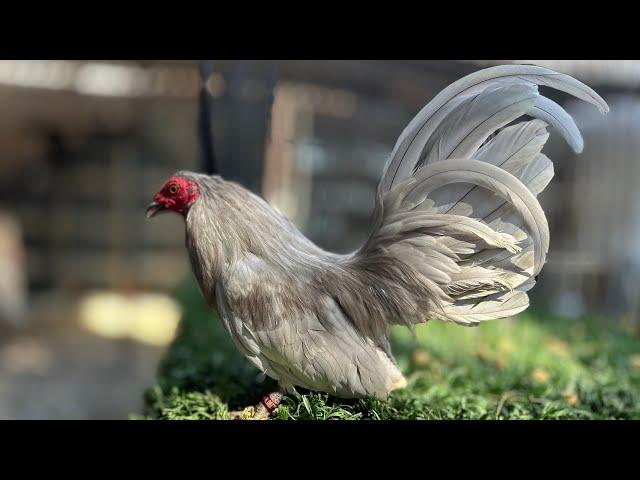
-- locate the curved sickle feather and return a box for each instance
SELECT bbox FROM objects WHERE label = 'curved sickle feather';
[380,64,609,192]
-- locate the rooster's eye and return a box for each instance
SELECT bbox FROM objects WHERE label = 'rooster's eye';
[169,184,179,195]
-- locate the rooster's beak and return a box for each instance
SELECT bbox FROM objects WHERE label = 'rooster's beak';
[146,201,164,219]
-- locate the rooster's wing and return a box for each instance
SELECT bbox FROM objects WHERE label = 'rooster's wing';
[216,253,406,399]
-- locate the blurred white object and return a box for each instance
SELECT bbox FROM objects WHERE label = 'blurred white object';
[0,212,27,327]
[77,291,182,346]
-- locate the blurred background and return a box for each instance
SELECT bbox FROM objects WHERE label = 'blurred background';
[0,60,638,419]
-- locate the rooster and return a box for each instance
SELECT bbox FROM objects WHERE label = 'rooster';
[146,65,608,418]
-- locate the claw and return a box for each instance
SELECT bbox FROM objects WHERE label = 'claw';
[241,406,256,419]
[226,392,283,420]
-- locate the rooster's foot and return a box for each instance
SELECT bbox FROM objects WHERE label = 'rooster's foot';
[228,392,283,420]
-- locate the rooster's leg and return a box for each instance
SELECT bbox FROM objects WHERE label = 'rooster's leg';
[228,392,283,420]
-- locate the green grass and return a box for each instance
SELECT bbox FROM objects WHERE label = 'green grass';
[140,278,640,420]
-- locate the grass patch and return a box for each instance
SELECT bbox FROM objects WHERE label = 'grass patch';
[141,278,640,420]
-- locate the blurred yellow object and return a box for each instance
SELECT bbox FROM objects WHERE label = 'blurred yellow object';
[545,336,571,357]
[562,389,580,406]
[497,338,516,355]
[493,357,508,370]
[77,291,181,346]
[474,348,490,362]
[411,348,431,368]
[474,348,508,369]
[619,315,639,336]
[629,354,640,370]
[530,368,549,384]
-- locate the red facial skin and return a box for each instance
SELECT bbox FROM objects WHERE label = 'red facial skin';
[154,176,200,215]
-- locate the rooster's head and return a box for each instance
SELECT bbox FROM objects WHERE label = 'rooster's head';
[146,175,200,218]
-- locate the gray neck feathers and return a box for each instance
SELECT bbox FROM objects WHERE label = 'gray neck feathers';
[182,173,342,299]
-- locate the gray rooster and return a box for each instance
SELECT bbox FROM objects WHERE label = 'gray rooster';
[146,65,608,418]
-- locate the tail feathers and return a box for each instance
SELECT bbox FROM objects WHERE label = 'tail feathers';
[358,65,607,327]
[420,84,539,166]
[380,64,608,193]
[530,96,584,153]
[445,266,515,300]
[401,159,549,274]
[462,153,554,267]
[379,211,522,254]
[360,146,551,326]
[439,284,533,326]
[426,119,549,217]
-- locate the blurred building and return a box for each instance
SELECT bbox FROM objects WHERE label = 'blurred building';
[0,60,203,418]
[2,60,640,320]
[2,59,640,318]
